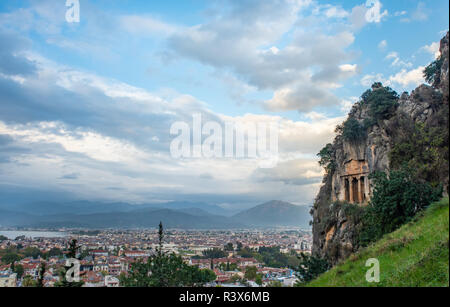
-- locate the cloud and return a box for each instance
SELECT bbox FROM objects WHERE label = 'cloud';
[385,52,412,68]
[265,80,341,112]
[314,4,349,19]
[120,15,179,37]
[411,2,429,21]
[340,97,359,114]
[422,42,441,59]
[389,66,425,87]
[378,40,387,51]
[252,159,323,186]
[0,37,344,204]
[401,2,430,23]
[394,11,407,17]
[349,4,369,30]
[361,73,387,87]
[167,0,357,112]
[0,29,37,76]
[59,173,79,180]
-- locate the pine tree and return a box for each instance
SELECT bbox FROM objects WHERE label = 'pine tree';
[37,262,46,287]
[55,239,84,287]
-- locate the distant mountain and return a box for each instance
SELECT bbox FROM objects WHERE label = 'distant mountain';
[26,208,243,229]
[0,200,231,217]
[0,209,36,227]
[231,200,311,228]
[0,199,311,229]
[0,201,138,216]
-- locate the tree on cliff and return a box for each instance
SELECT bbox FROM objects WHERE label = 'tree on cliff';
[359,165,442,246]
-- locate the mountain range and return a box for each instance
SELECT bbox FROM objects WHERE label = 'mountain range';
[0,200,311,229]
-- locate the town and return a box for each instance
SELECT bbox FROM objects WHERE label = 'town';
[0,228,312,287]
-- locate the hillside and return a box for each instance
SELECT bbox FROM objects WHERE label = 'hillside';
[232,200,311,228]
[307,198,449,287]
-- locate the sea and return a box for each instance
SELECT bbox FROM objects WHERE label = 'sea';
[0,230,68,239]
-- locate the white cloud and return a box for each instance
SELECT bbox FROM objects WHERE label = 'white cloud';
[340,97,359,113]
[0,121,147,163]
[411,2,429,21]
[1,46,346,203]
[385,51,412,68]
[422,41,441,59]
[120,15,179,37]
[167,1,358,112]
[394,11,407,17]
[389,66,425,87]
[361,73,387,87]
[401,2,430,23]
[321,5,349,19]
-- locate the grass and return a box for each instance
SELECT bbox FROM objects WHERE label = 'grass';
[307,197,449,287]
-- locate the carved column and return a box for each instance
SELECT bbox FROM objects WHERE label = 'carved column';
[356,177,360,203]
[349,177,354,203]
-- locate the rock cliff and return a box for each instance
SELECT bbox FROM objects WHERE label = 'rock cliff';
[312,32,449,265]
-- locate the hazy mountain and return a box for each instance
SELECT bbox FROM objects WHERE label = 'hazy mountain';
[0,199,311,229]
[0,209,37,227]
[27,208,243,229]
[232,200,311,228]
[0,200,231,217]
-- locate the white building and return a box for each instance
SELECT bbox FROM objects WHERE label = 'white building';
[0,273,17,287]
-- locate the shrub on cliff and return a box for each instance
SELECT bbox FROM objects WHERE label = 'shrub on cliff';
[424,56,444,85]
[317,143,336,173]
[341,118,366,141]
[359,165,442,246]
[389,108,449,189]
[361,83,399,123]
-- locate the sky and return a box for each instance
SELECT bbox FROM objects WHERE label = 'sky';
[0,0,448,211]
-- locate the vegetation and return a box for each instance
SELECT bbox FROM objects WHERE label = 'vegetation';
[308,198,449,287]
[341,118,366,142]
[390,113,449,188]
[244,266,258,280]
[317,143,336,173]
[235,245,300,269]
[359,166,442,246]
[54,239,84,287]
[22,275,38,287]
[424,56,444,84]
[0,251,21,264]
[294,253,330,285]
[11,262,24,279]
[267,280,283,287]
[119,222,216,287]
[37,263,46,287]
[362,83,399,122]
[201,248,227,259]
[224,242,234,251]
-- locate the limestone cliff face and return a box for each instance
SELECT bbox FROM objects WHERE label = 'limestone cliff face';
[312,32,449,265]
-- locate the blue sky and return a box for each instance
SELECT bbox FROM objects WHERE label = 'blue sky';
[0,0,448,210]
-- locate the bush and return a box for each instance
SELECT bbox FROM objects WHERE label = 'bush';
[294,253,330,285]
[317,143,336,173]
[342,118,366,141]
[390,119,449,188]
[359,165,442,246]
[424,56,444,85]
[365,84,399,121]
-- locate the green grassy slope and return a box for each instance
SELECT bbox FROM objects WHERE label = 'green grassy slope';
[308,198,449,287]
